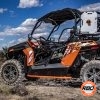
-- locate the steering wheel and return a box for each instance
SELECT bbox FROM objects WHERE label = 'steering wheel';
[39,36,58,47]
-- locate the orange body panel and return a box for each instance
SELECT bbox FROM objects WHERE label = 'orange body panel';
[23,48,34,66]
[61,43,80,67]
[27,74,72,79]
[61,40,97,67]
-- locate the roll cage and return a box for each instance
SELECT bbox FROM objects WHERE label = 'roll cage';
[28,8,81,43]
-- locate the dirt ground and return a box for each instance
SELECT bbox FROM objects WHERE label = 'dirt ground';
[26,85,100,100]
[0,85,99,100]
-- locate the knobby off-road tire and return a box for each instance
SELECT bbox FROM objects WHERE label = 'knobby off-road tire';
[0,59,24,86]
[80,60,100,86]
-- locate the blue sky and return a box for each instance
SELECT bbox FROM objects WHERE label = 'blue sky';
[0,0,100,49]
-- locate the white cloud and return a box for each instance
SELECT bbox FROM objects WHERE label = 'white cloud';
[18,37,27,43]
[0,8,7,13]
[79,3,100,11]
[9,40,15,44]
[0,38,4,41]
[18,0,43,8]
[33,32,49,38]
[0,18,49,37]
[0,18,49,48]
[0,18,37,36]
[21,18,37,27]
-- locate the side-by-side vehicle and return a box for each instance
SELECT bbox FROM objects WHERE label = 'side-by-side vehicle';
[1,8,100,86]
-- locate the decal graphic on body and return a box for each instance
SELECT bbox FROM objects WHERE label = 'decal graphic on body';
[28,50,34,64]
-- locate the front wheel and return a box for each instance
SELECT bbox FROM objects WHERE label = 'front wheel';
[80,60,100,86]
[0,59,24,85]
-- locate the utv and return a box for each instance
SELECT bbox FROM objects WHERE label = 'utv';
[0,8,100,86]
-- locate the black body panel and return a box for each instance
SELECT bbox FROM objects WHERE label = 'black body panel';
[28,68,69,76]
[8,41,29,51]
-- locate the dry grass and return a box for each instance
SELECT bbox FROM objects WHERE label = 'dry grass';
[0,83,11,95]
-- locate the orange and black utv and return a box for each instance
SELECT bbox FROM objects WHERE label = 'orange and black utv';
[1,8,100,86]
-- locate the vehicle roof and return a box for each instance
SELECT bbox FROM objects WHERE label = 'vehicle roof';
[39,8,81,25]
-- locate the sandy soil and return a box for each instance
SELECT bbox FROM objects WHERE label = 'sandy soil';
[0,84,99,100]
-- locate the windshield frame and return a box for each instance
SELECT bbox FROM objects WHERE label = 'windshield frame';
[29,19,59,40]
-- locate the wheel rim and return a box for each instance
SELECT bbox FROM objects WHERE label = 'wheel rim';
[84,66,100,84]
[2,64,19,84]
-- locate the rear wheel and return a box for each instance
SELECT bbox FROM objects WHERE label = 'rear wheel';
[80,60,100,86]
[0,59,24,85]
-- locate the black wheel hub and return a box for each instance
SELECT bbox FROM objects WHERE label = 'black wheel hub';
[2,64,19,84]
[84,66,100,84]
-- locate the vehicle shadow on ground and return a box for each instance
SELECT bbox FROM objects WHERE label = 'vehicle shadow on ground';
[24,79,82,88]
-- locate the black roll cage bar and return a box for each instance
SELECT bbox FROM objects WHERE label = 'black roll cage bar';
[28,8,81,42]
